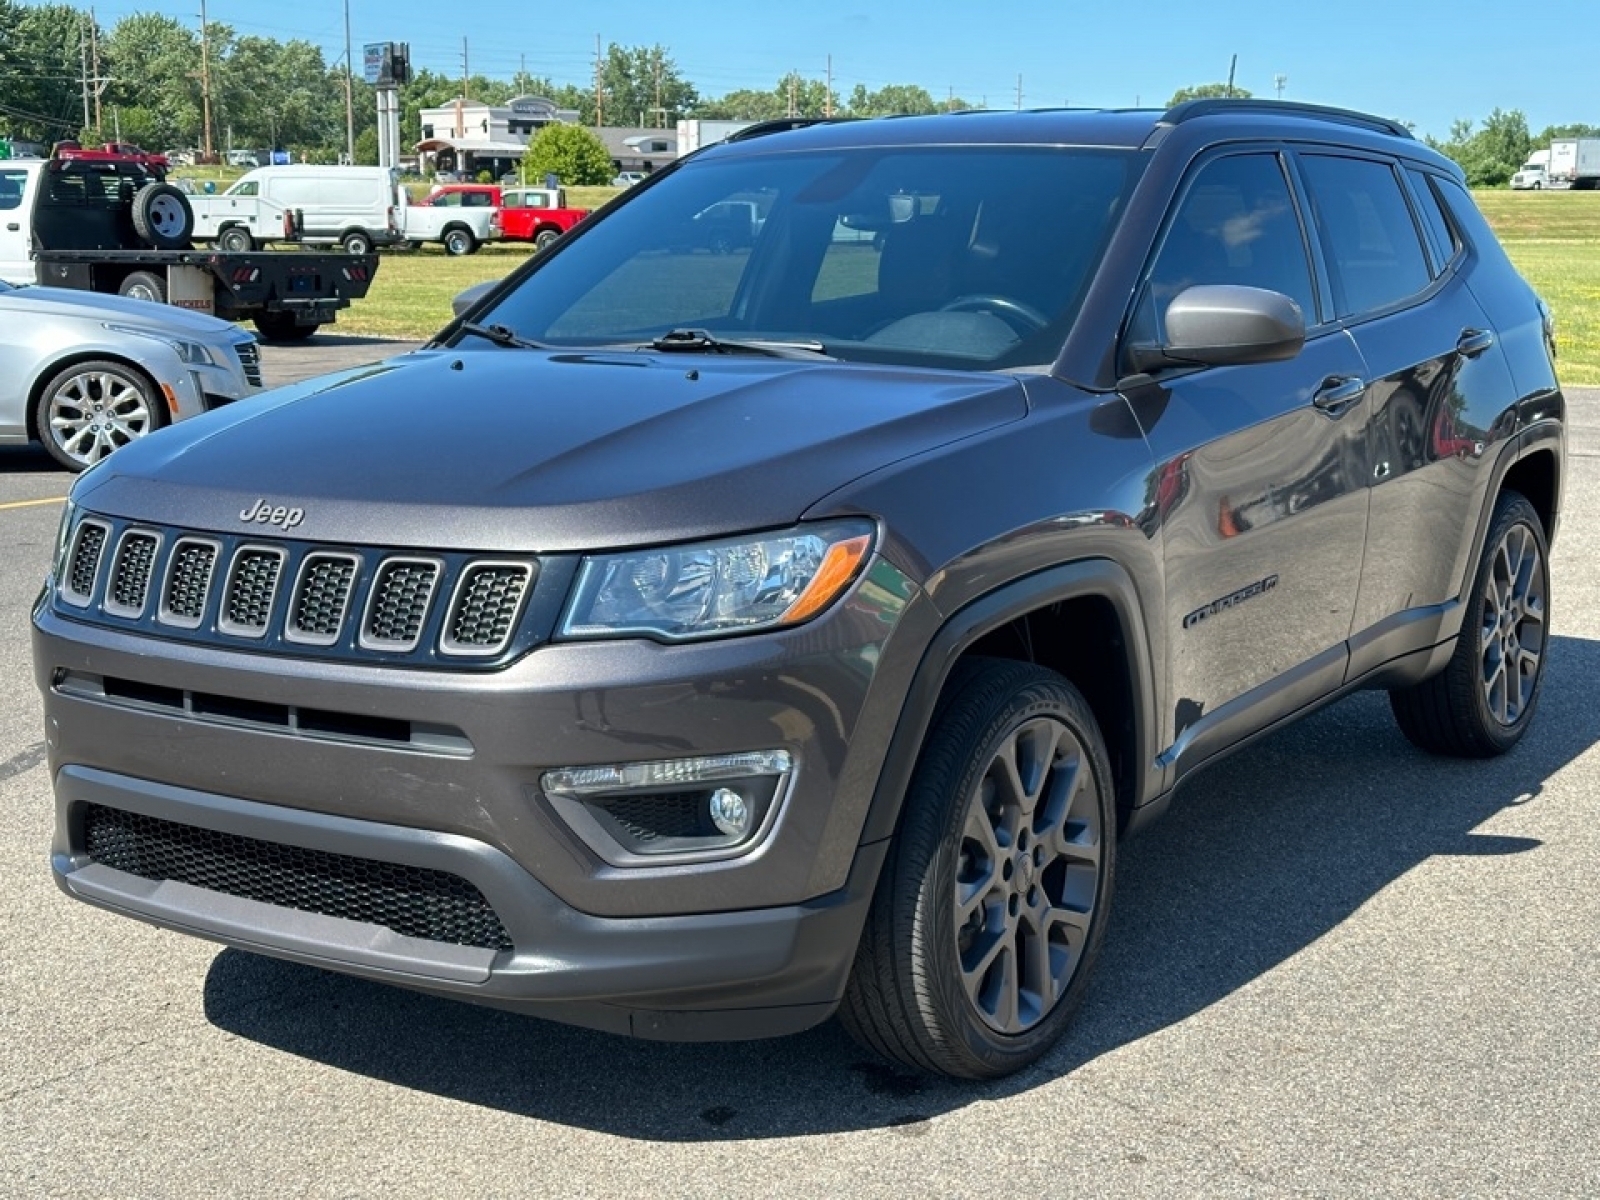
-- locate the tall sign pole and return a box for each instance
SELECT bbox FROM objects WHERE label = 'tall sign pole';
[345,0,355,163]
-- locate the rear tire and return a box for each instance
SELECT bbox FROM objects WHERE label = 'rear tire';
[839,658,1116,1079]
[130,182,194,249]
[443,227,476,257]
[34,358,165,472]
[252,311,317,342]
[118,270,167,304]
[534,228,560,252]
[1389,490,1549,757]
[218,225,255,253]
[340,230,373,255]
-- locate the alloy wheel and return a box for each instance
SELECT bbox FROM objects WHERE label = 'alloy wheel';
[1479,521,1545,726]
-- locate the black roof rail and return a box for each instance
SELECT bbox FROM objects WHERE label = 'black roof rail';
[1161,98,1413,140]
[722,117,849,144]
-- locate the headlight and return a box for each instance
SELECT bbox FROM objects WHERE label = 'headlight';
[559,520,875,641]
[51,496,77,579]
[102,323,218,366]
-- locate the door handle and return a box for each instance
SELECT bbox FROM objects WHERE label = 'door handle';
[1457,328,1495,358]
[1312,375,1367,414]
[4,222,18,231]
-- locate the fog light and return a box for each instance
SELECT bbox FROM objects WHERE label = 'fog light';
[708,788,750,837]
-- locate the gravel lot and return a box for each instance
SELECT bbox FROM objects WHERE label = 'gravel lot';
[2,346,1597,1198]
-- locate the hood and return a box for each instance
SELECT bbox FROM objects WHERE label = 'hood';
[74,348,1027,552]
[1,285,245,340]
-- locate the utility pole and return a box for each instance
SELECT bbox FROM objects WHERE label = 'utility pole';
[456,37,467,138]
[90,9,101,134]
[1225,54,1238,98]
[653,48,663,128]
[594,34,603,127]
[825,55,832,118]
[1015,74,1023,111]
[1273,73,1288,100]
[788,73,797,118]
[343,0,353,163]
[199,0,214,159]
[79,17,90,134]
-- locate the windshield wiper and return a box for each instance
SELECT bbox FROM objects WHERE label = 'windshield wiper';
[647,328,832,359]
[457,321,548,350]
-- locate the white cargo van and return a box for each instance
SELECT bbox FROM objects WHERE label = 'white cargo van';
[189,165,405,253]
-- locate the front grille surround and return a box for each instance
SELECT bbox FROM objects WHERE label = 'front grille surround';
[218,544,287,639]
[62,518,111,606]
[159,537,222,629]
[440,561,535,656]
[52,511,554,669]
[234,340,263,388]
[104,529,163,619]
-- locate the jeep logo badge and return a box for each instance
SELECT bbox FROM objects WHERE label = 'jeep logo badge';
[239,498,306,531]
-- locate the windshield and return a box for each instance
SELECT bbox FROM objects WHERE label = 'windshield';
[473,144,1143,369]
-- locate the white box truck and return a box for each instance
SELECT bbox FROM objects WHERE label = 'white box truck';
[1547,138,1600,190]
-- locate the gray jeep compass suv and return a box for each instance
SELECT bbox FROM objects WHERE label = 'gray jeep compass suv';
[33,101,1564,1079]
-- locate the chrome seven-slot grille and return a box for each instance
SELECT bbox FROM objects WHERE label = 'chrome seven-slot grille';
[59,514,540,667]
[234,340,263,388]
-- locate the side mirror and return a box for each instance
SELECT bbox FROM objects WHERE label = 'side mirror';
[1164,284,1305,366]
[451,280,496,318]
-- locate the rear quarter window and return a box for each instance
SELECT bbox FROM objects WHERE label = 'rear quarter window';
[1300,154,1432,318]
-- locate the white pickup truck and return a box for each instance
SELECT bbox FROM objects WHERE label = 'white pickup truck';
[399,196,500,256]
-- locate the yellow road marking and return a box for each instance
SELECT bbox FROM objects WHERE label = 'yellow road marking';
[0,496,67,512]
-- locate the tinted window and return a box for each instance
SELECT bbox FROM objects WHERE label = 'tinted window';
[1300,155,1431,317]
[0,168,26,210]
[1137,153,1317,340]
[1404,168,1459,272]
[482,147,1143,368]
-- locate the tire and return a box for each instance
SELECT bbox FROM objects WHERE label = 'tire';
[217,225,255,253]
[1531,181,1542,191]
[839,658,1117,1079]
[130,182,194,249]
[1389,490,1549,757]
[34,359,164,472]
[443,227,476,257]
[117,270,167,304]
[252,311,317,342]
[341,230,373,255]
[534,228,560,252]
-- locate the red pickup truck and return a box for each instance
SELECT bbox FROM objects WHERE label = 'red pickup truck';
[424,183,588,250]
[54,141,170,178]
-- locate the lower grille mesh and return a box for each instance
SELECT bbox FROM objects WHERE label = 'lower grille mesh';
[83,803,513,951]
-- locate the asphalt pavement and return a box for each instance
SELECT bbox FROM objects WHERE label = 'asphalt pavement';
[1,349,1597,1197]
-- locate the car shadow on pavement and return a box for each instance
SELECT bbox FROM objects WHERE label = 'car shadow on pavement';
[0,445,62,474]
[203,633,1600,1140]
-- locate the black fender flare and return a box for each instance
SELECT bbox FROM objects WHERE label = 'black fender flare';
[856,557,1160,847]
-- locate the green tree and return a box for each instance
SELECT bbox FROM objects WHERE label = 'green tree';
[103,13,206,149]
[0,3,90,142]
[520,123,615,186]
[597,43,698,127]
[1427,109,1531,187]
[1535,122,1600,143]
[1166,83,1254,105]
[846,83,940,117]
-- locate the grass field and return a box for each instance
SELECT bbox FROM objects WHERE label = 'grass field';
[329,188,1600,384]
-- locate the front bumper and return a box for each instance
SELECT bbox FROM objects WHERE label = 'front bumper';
[52,764,887,1037]
[33,551,921,1033]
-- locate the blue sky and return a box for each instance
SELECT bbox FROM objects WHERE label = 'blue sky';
[41,0,1597,141]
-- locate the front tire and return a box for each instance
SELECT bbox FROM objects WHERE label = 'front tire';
[35,359,164,471]
[840,658,1116,1079]
[1389,490,1549,756]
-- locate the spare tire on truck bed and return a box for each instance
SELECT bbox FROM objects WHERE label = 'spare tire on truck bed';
[130,183,194,250]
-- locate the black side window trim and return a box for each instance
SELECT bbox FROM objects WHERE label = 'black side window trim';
[1401,166,1466,276]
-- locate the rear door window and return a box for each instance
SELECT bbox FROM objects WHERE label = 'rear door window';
[1299,154,1432,318]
